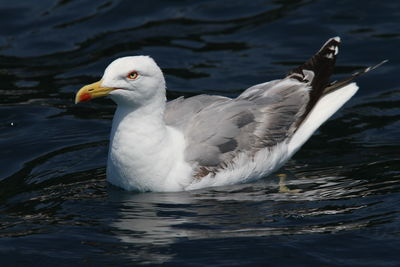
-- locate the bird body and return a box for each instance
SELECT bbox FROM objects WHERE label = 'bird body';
[75,37,383,192]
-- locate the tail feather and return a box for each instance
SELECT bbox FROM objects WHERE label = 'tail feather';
[286,35,387,155]
[288,83,359,155]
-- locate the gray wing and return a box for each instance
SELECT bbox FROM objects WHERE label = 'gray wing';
[164,37,345,178]
[164,78,309,177]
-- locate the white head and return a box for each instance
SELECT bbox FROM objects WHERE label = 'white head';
[75,56,166,107]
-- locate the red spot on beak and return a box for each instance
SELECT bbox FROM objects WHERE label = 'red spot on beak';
[79,93,92,102]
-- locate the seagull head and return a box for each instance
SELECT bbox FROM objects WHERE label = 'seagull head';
[75,56,166,106]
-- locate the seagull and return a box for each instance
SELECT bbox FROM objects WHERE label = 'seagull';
[75,37,384,192]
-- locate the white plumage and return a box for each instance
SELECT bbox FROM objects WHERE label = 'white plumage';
[75,37,381,192]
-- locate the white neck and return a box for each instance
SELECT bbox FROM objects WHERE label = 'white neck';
[106,94,191,191]
[112,93,167,138]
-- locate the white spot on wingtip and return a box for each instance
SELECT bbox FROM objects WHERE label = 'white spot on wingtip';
[328,45,339,55]
[326,53,333,59]
[319,37,341,53]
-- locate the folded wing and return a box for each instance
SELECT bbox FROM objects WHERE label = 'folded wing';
[165,37,383,178]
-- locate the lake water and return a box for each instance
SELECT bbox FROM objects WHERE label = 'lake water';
[1,0,399,266]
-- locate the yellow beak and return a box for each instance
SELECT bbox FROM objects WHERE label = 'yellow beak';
[75,80,115,104]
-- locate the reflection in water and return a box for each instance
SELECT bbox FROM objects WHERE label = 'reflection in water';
[0,140,398,263]
[107,163,398,263]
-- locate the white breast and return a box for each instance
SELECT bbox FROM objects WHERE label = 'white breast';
[106,106,192,192]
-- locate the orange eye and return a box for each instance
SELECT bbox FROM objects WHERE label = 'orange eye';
[127,71,139,80]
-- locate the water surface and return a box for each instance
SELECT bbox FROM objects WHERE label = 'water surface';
[1,0,399,266]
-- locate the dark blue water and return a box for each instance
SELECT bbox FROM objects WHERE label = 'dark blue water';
[1,0,399,266]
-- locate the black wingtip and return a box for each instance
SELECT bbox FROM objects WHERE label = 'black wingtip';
[288,37,342,130]
[287,37,341,86]
[365,59,388,72]
[323,60,388,95]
